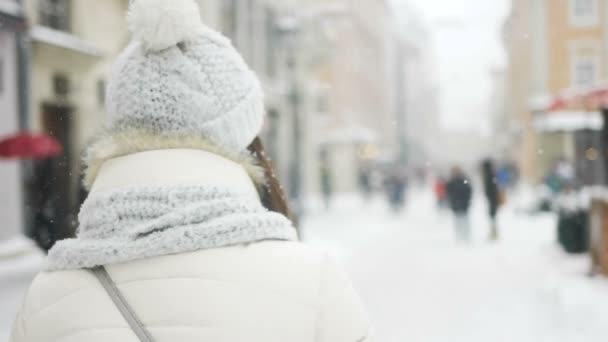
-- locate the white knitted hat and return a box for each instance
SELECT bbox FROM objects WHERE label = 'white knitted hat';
[104,0,264,154]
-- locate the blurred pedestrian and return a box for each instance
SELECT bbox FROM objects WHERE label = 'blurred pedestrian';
[446,167,473,241]
[545,170,562,195]
[10,2,371,341]
[544,158,574,196]
[482,159,500,241]
[384,167,407,212]
[556,158,575,184]
[496,164,511,189]
[320,162,333,209]
[359,165,373,201]
[434,175,448,211]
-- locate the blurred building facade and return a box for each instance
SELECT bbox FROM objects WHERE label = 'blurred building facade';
[307,0,396,194]
[216,0,421,204]
[293,0,433,198]
[19,0,130,245]
[0,0,26,241]
[395,6,440,168]
[505,0,608,182]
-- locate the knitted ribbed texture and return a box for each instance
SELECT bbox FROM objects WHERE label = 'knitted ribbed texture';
[46,185,297,270]
[103,2,265,154]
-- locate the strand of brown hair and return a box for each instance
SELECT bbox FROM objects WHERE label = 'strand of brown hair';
[247,137,298,231]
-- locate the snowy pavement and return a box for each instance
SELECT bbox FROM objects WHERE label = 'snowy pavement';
[302,188,608,342]
[0,237,44,341]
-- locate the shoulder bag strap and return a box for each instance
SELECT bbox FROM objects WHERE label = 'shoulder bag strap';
[91,266,156,342]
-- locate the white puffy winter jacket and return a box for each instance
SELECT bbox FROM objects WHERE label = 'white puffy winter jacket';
[10,150,371,342]
[10,241,370,342]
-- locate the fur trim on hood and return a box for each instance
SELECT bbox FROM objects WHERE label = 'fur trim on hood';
[83,129,264,190]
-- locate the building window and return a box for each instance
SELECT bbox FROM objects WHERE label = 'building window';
[39,0,71,32]
[571,54,599,86]
[569,0,598,27]
[52,73,70,98]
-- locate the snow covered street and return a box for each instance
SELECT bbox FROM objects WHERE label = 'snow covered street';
[0,238,44,341]
[302,187,608,342]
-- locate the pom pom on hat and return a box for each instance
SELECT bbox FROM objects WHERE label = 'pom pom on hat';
[127,0,204,52]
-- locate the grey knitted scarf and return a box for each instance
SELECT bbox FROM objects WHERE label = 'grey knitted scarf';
[46,185,297,270]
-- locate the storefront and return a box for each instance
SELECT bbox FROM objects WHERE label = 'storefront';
[543,83,608,275]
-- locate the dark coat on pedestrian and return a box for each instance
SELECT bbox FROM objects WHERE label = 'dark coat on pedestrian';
[446,175,472,213]
[482,160,500,219]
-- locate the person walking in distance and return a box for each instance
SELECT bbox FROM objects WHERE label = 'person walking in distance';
[319,148,333,210]
[10,1,371,341]
[482,159,500,241]
[446,167,473,241]
[434,175,448,212]
[320,162,333,210]
[384,167,407,213]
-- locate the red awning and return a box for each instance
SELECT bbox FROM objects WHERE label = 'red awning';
[547,82,608,112]
[0,133,62,159]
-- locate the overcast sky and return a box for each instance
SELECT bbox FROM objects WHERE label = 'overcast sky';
[391,0,511,134]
